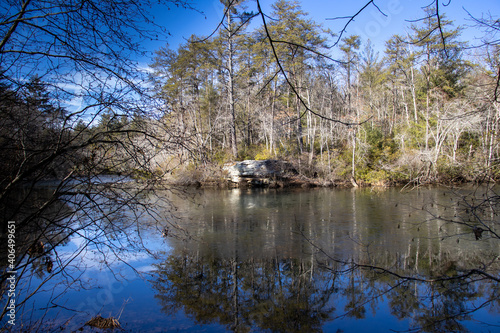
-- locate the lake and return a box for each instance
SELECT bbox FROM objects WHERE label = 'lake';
[1,185,499,332]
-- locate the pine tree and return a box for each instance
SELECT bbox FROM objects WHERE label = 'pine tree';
[264,0,327,154]
[410,7,464,151]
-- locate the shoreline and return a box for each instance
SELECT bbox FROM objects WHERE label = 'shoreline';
[163,158,489,189]
[170,174,482,190]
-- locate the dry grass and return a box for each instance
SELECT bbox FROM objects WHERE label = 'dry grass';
[85,315,121,329]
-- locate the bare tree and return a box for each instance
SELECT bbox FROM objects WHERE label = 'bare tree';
[0,0,196,325]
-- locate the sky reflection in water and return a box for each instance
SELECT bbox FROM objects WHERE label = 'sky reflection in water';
[3,186,499,332]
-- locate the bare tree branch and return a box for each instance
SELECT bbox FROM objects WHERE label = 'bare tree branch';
[326,0,386,47]
[435,0,449,58]
[0,0,32,52]
[256,0,364,126]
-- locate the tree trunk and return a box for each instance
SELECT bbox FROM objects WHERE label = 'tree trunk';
[227,11,238,158]
[296,95,303,154]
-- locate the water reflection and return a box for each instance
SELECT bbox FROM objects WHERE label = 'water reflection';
[151,187,499,332]
[1,186,498,332]
[151,247,499,332]
[0,179,169,331]
[153,256,335,332]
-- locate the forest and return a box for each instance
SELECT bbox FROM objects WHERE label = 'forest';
[147,0,500,186]
[0,0,499,189]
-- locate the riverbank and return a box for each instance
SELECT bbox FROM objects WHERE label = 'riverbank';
[164,159,481,189]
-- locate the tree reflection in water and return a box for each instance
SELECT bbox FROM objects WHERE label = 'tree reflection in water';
[150,187,499,333]
[153,255,334,332]
[151,249,499,332]
[2,186,498,331]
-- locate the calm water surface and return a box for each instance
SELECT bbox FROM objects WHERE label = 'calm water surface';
[1,186,499,332]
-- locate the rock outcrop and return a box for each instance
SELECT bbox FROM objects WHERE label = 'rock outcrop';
[223,160,297,187]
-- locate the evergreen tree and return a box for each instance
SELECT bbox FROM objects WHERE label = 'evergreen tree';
[410,7,464,151]
[340,35,361,114]
[265,0,327,153]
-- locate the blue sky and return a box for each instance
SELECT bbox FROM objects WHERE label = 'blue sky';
[143,0,499,62]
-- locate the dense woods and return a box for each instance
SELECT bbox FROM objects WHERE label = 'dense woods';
[147,0,500,186]
[1,0,498,188]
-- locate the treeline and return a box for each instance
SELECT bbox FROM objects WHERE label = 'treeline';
[0,75,160,186]
[149,0,500,185]
[2,0,498,187]
[0,77,70,184]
